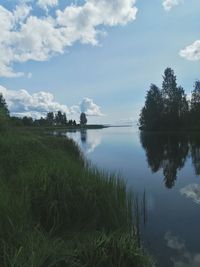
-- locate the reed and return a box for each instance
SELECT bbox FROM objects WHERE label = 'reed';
[0,127,152,267]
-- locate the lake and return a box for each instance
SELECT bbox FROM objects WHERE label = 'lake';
[65,126,200,267]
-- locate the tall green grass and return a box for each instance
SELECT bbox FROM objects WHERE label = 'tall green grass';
[0,127,151,267]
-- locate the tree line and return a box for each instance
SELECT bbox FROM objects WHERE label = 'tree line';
[139,67,200,131]
[0,94,88,127]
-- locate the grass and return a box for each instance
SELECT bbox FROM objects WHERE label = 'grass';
[0,126,152,267]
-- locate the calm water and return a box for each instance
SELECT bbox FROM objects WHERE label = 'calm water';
[65,127,200,267]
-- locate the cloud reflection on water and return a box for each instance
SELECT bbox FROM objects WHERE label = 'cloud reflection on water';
[66,129,102,154]
[180,184,200,205]
[165,232,200,267]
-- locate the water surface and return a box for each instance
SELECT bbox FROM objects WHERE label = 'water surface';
[65,127,200,267]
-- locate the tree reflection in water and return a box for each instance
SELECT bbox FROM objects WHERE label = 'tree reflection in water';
[140,132,189,188]
[80,129,87,143]
[190,134,200,176]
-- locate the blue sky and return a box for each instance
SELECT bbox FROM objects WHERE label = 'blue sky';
[0,0,200,124]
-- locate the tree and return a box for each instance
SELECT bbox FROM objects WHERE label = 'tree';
[139,84,164,130]
[162,68,178,102]
[55,111,63,125]
[46,112,54,125]
[62,113,67,125]
[10,116,23,126]
[139,68,190,130]
[161,68,188,128]
[55,111,67,125]
[190,80,200,127]
[0,93,9,130]
[176,86,189,127]
[22,116,33,126]
[0,93,9,117]
[80,112,87,125]
[68,119,73,126]
[162,68,178,127]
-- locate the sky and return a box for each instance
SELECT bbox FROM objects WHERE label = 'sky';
[0,0,200,125]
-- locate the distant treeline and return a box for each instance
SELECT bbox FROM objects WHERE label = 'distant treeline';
[0,94,88,127]
[139,67,200,131]
[11,111,78,127]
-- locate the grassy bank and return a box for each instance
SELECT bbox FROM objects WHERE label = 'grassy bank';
[0,127,151,267]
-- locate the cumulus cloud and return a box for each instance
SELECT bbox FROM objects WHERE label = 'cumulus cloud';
[80,97,103,116]
[0,85,103,118]
[180,184,200,204]
[0,0,137,77]
[0,85,70,118]
[179,40,200,61]
[162,0,182,11]
[37,0,58,11]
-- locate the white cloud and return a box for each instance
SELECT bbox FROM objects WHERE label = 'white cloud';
[37,0,58,11]
[80,97,103,116]
[0,0,137,77]
[180,184,200,204]
[162,0,182,11]
[179,40,200,61]
[0,85,70,118]
[0,4,32,77]
[0,85,103,118]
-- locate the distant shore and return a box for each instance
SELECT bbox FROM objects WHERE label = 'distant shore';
[26,124,134,132]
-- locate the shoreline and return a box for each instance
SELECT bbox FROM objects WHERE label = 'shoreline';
[0,126,152,267]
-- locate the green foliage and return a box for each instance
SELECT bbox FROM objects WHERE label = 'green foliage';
[0,93,9,117]
[55,111,67,125]
[0,128,151,267]
[139,68,190,131]
[22,116,33,126]
[190,80,200,126]
[46,112,54,125]
[2,230,150,267]
[162,69,188,128]
[0,94,10,131]
[139,84,163,130]
[10,111,76,128]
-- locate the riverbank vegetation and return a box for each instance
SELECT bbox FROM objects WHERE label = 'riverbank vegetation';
[139,68,200,131]
[10,110,106,130]
[0,94,151,266]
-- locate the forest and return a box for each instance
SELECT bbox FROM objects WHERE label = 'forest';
[139,68,200,131]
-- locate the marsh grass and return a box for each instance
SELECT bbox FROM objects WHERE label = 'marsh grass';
[0,127,151,267]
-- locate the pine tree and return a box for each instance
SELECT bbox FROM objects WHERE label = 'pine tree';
[161,68,188,129]
[139,84,163,130]
[190,80,200,127]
